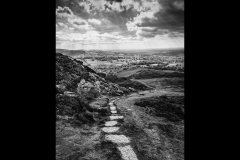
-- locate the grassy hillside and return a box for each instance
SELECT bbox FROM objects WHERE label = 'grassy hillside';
[133,95,184,159]
[116,67,184,79]
[105,74,152,91]
[56,52,135,160]
[116,67,146,78]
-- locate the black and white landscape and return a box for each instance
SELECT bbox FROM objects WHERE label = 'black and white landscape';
[56,0,184,160]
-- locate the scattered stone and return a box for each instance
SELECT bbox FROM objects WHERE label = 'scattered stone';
[109,116,124,120]
[102,127,119,133]
[105,135,130,143]
[118,145,138,160]
[105,121,118,127]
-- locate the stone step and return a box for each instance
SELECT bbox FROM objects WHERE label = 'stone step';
[110,114,123,117]
[109,115,124,120]
[105,121,118,127]
[110,106,117,110]
[105,134,130,144]
[102,127,119,133]
[118,145,138,160]
[111,110,117,114]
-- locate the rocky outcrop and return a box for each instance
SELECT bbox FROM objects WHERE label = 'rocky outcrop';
[56,52,130,98]
[76,72,129,97]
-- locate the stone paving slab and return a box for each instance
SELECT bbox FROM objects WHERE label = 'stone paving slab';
[105,134,130,144]
[105,121,118,126]
[102,127,119,133]
[101,100,138,160]
[118,145,138,160]
[110,106,117,110]
[111,110,117,114]
[109,115,124,120]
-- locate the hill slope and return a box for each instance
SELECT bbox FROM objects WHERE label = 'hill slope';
[117,67,184,79]
[56,52,131,127]
[56,52,130,97]
[56,52,132,160]
[56,49,86,58]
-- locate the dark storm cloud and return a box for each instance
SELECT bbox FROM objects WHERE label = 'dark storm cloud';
[141,27,158,32]
[106,0,123,4]
[56,0,92,19]
[73,21,86,25]
[148,0,184,31]
[56,0,78,9]
[137,28,170,38]
[57,0,138,24]
[129,0,184,38]
[56,0,184,40]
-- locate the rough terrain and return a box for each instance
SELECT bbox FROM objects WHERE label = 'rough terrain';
[56,52,184,160]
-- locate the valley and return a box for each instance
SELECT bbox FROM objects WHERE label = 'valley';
[56,49,184,160]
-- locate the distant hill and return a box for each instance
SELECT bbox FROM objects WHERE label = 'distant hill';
[56,52,130,96]
[116,67,184,79]
[56,49,86,58]
[116,67,147,78]
[152,50,184,57]
[56,52,131,128]
[56,48,184,57]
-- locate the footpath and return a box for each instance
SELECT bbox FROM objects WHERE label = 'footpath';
[101,98,138,160]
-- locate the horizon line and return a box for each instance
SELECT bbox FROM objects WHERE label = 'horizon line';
[56,47,184,51]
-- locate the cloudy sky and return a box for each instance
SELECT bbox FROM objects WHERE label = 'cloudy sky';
[56,0,184,50]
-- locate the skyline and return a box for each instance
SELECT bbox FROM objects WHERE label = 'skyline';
[56,0,184,50]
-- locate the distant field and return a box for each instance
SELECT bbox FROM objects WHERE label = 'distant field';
[116,67,182,79]
[85,59,126,67]
[116,67,184,93]
[165,62,184,70]
[136,77,184,92]
[116,67,147,78]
